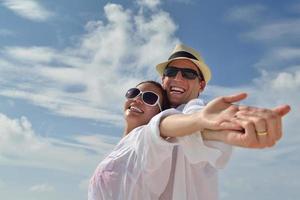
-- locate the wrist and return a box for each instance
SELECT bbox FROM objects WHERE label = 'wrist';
[201,129,224,142]
[195,110,206,132]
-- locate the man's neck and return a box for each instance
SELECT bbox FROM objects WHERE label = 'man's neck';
[171,98,197,108]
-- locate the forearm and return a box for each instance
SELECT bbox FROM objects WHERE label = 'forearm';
[159,113,203,138]
[202,129,247,147]
[201,129,225,142]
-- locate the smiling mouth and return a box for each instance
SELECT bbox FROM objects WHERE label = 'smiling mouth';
[170,86,185,94]
[128,105,143,113]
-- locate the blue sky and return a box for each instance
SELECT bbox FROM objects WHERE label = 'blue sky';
[0,0,299,199]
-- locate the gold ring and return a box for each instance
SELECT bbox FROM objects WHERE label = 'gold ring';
[257,131,268,136]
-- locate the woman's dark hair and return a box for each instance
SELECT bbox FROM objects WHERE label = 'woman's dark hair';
[136,80,170,111]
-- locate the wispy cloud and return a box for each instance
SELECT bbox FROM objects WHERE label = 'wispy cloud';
[0,1,299,199]
[0,179,4,188]
[137,0,161,9]
[0,113,117,174]
[1,0,54,22]
[0,29,15,37]
[225,4,266,24]
[254,47,300,70]
[4,46,57,63]
[245,19,300,42]
[213,6,300,195]
[166,0,193,4]
[0,2,179,125]
[209,65,300,200]
[226,4,300,44]
[29,183,55,192]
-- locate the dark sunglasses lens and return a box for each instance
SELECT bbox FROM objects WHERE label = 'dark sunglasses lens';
[164,67,198,80]
[143,92,158,105]
[125,88,140,99]
[182,69,198,79]
[164,67,178,77]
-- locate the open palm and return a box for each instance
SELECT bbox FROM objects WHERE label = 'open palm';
[199,93,247,131]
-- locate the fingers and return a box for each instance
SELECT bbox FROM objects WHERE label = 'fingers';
[230,117,258,148]
[232,105,285,148]
[234,113,275,148]
[273,105,291,117]
[236,108,281,141]
[218,121,243,131]
[222,93,248,104]
[239,104,291,117]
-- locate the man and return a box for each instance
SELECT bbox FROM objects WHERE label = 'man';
[154,44,290,199]
[157,43,290,148]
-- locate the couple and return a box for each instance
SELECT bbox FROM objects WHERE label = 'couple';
[88,44,290,200]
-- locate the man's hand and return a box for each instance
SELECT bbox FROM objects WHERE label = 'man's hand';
[198,93,247,131]
[202,104,291,148]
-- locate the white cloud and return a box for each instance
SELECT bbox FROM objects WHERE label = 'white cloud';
[226,4,300,46]
[270,70,300,90]
[220,145,300,200]
[74,134,120,149]
[0,2,298,199]
[245,19,300,42]
[210,67,300,200]
[79,178,90,191]
[0,29,15,37]
[0,2,179,125]
[223,4,300,123]
[254,47,300,70]
[29,183,55,192]
[1,0,53,22]
[0,113,117,174]
[218,9,300,198]
[226,4,266,24]
[137,0,161,9]
[212,7,300,190]
[4,46,57,63]
[0,179,5,188]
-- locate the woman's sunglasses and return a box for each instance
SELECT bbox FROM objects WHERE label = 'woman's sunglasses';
[163,66,202,80]
[125,88,162,111]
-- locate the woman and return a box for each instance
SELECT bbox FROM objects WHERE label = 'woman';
[88,80,175,200]
[89,80,245,200]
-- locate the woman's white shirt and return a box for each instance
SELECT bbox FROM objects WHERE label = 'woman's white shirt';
[88,99,232,200]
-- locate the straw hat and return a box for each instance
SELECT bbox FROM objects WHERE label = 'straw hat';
[156,44,211,82]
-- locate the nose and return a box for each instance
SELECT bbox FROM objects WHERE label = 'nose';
[173,70,184,80]
[133,95,143,104]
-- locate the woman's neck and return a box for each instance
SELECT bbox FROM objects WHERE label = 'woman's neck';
[123,123,135,136]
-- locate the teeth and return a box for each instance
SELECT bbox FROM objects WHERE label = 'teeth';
[129,106,143,113]
[171,86,185,93]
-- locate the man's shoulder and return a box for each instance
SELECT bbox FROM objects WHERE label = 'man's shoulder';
[177,98,206,113]
[187,98,206,106]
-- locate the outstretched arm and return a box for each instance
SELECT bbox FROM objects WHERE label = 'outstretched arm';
[159,93,247,138]
[159,92,291,148]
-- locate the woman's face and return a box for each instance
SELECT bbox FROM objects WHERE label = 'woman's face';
[124,83,163,129]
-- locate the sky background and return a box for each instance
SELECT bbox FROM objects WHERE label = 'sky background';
[0,0,299,199]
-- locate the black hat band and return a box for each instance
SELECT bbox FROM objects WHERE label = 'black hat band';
[168,51,198,61]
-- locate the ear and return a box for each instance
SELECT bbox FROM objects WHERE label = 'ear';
[198,80,206,94]
[200,80,206,90]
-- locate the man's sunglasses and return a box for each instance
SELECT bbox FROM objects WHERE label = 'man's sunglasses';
[125,88,162,111]
[163,66,202,80]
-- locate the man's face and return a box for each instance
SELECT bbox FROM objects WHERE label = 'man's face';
[162,59,205,107]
